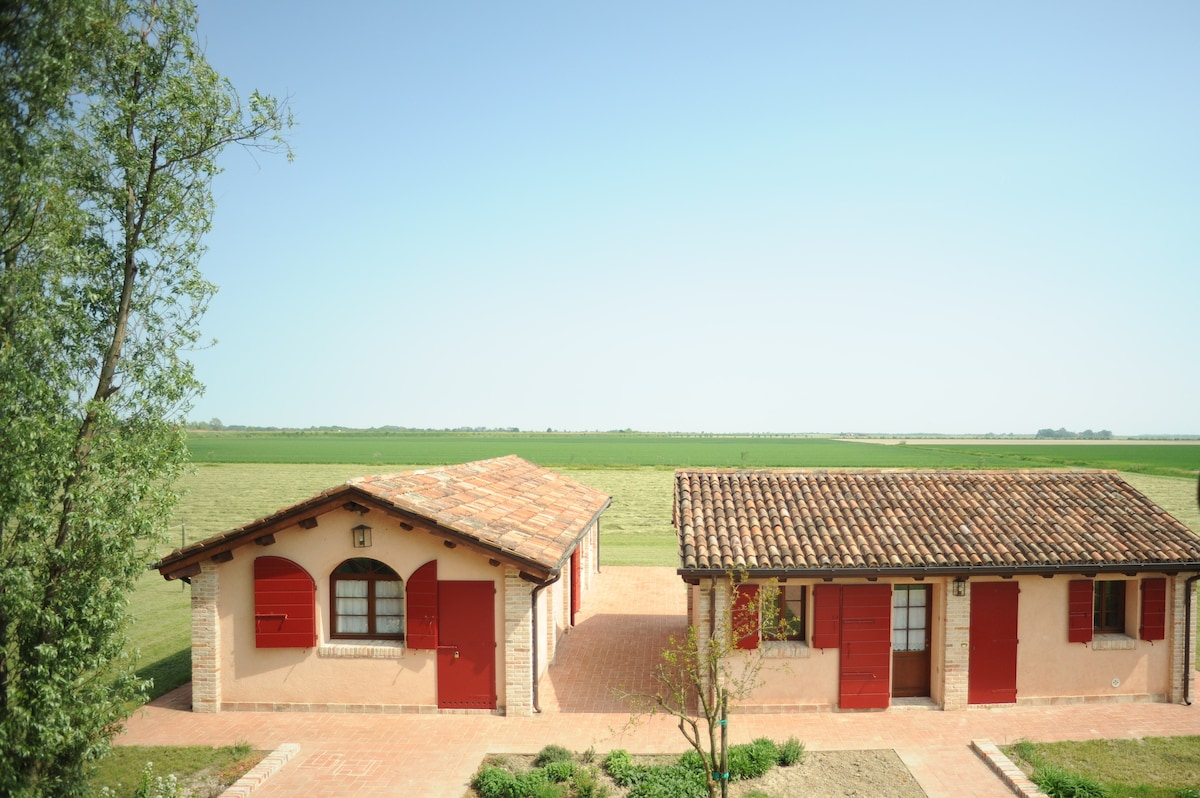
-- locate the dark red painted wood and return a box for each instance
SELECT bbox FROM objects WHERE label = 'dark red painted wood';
[732,584,760,650]
[1067,579,1093,643]
[838,584,891,710]
[253,556,316,648]
[436,581,496,709]
[811,585,841,649]
[1140,578,1166,641]
[969,582,1019,704]
[570,547,581,627]
[405,560,438,649]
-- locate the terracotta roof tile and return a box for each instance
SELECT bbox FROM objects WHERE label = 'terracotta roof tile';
[158,456,610,579]
[675,469,1200,574]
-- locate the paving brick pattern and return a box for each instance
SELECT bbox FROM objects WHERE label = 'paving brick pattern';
[119,567,1200,797]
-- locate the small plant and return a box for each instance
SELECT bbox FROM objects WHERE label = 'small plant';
[778,737,805,766]
[472,765,518,798]
[1034,764,1106,798]
[534,744,573,768]
[131,762,181,798]
[580,745,597,764]
[602,749,646,787]
[1177,789,1200,798]
[727,738,778,781]
[626,763,707,798]
[543,760,575,783]
[572,765,609,798]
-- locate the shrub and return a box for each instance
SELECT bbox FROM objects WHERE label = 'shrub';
[542,760,575,783]
[472,766,518,798]
[533,744,573,768]
[778,737,805,766]
[677,749,704,772]
[1034,764,1106,798]
[727,738,778,781]
[627,764,707,798]
[1178,790,1200,798]
[572,765,610,798]
[602,749,645,787]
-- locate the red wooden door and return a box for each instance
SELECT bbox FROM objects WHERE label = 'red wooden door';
[969,582,1019,705]
[570,548,581,626]
[437,581,496,710]
[839,584,892,710]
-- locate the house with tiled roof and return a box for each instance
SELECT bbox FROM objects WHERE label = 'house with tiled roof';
[674,469,1200,711]
[156,456,610,716]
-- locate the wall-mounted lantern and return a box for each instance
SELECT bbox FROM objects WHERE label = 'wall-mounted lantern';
[952,578,967,597]
[352,524,372,548]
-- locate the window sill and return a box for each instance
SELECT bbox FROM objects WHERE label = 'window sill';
[761,640,810,659]
[1091,633,1136,651]
[318,640,406,659]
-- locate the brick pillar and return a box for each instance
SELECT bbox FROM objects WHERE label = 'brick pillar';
[942,580,971,710]
[1169,573,1198,704]
[190,562,221,713]
[504,568,534,716]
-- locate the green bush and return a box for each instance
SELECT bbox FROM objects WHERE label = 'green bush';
[778,737,805,766]
[1034,764,1107,798]
[533,744,574,768]
[627,764,707,798]
[572,765,609,798]
[602,749,646,787]
[542,760,575,783]
[727,738,778,781]
[677,749,704,772]
[472,766,518,798]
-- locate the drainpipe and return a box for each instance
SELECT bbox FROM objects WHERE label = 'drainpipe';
[531,571,564,714]
[1185,574,1199,705]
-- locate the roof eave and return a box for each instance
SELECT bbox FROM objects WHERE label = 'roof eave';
[676,561,1200,583]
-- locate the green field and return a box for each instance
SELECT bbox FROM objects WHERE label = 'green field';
[126,435,1200,704]
[186,431,1200,477]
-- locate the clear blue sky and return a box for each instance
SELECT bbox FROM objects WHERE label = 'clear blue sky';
[189,1,1199,435]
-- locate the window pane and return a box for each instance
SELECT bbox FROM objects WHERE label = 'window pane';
[336,580,368,598]
[893,630,907,650]
[909,629,926,651]
[377,615,403,634]
[336,597,367,616]
[376,598,403,616]
[893,588,909,609]
[909,588,926,608]
[337,614,368,634]
[908,606,926,629]
[376,580,402,598]
[893,607,907,628]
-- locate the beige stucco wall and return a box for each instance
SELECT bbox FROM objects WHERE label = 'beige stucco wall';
[202,509,601,714]
[1012,576,1172,702]
[697,574,1189,712]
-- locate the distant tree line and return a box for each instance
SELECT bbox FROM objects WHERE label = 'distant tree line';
[1036,427,1113,440]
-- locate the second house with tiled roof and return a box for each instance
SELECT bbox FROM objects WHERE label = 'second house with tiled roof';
[156,456,610,716]
[675,469,1200,711]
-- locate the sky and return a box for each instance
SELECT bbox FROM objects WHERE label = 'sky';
[188,1,1199,435]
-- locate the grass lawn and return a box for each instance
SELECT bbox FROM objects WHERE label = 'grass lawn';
[1004,737,1200,797]
[91,743,263,797]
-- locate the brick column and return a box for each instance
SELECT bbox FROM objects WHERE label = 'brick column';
[190,561,221,712]
[942,581,971,710]
[1169,573,1198,704]
[503,568,534,716]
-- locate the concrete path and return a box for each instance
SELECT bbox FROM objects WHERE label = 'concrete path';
[119,566,1200,796]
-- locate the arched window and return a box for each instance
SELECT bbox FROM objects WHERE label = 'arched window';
[331,558,404,640]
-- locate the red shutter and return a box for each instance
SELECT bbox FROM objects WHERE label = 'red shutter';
[406,560,438,649]
[254,556,316,648]
[1140,578,1166,641]
[812,585,842,649]
[1068,580,1093,644]
[732,584,759,650]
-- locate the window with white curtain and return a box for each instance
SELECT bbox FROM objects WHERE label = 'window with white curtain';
[330,558,404,640]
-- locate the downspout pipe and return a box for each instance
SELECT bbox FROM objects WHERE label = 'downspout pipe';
[531,571,564,714]
[1185,573,1199,705]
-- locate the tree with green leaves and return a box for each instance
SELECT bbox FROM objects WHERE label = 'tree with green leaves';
[0,0,290,792]
[617,577,791,798]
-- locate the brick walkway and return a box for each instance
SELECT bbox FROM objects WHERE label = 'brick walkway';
[119,567,1200,797]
